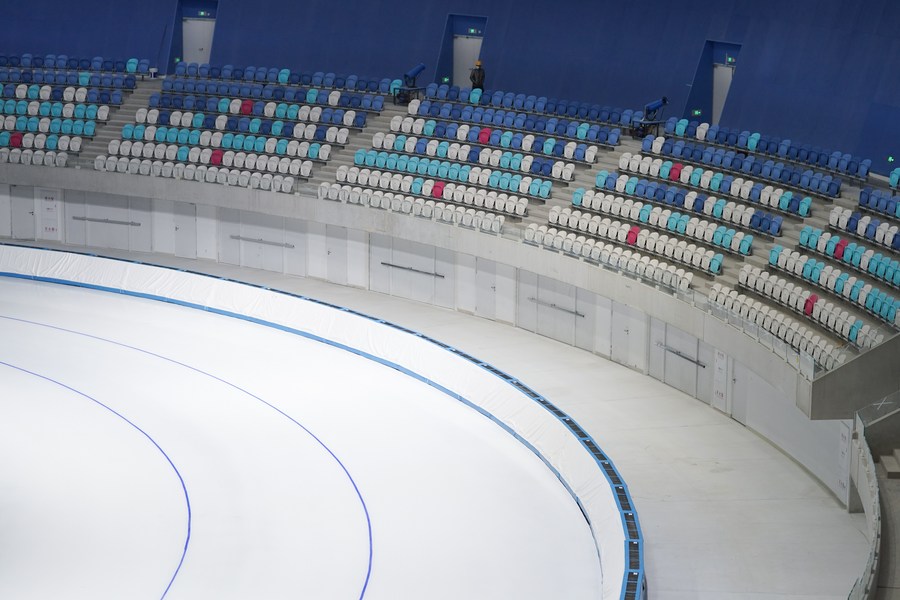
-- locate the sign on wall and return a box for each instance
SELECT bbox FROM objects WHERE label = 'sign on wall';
[34,187,63,241]
[713,349,728,409]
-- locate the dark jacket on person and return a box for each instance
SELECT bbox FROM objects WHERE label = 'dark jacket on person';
[470,66,485,89]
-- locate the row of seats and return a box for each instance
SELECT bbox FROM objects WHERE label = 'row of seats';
[389,116,600,164]
[113,130,331,160]
[525,224,695,290]
[151,89,384,113]
[123,122,345,147]
[617,153,812,218]
[353,150,553,199]
[770,245,899,327]
[642,136,842,198]
[174,65,395,93]
[136,107,363,133]
[709,283,842,370]
[562,196,754,255]
[0,55,148,73]
[94,156,296,193]
[594,168,784,236]
[3,116,96,137]
[3,100,108,120]
[829,207,900,252]
[422,84,641,127]
[0,71,137,90]
[548,210,724,275]
[137,105,362,129]
[103,142,314,175]
[0,132,82,152]
[859,187,900,221]
[665,118,871,180]
[2,83,122,105]
[335,166,528,216]
[163,77,386,110]
[318,182,507,232]
[0,148,68,167]
[800,227,900,289]
[738,265,881,349]
[372,133,575,181]
[409,99,622,146]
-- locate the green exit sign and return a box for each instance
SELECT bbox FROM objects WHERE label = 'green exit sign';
[726,55,735,64]
[441,76,450,83]
[889,156,895,163]
[692,109,702,117]
[468,27,478,34]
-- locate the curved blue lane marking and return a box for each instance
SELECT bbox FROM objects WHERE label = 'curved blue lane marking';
[0,312,374,600]
[0,360,191,600]
[0,248,646,597]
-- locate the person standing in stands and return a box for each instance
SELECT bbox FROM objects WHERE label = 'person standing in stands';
[470,59,485,91]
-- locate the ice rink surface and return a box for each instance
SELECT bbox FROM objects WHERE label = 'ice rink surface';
[0,278,602,600]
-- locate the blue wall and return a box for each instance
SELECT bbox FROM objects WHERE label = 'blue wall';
[4,0,899,173]
[3,0,178,69]
[209,0,900,174]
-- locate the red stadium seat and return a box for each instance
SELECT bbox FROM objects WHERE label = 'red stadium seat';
[626,225,639,245]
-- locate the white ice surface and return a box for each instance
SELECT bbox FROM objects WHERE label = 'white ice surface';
[0,278,602,600]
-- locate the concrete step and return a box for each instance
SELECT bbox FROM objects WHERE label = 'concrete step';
[881,454,900,479]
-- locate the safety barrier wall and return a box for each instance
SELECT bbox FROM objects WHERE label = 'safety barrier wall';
[0,164,857,504]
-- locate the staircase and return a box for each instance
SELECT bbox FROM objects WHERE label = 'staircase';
[880,449,900,479]
[74,78,163,168]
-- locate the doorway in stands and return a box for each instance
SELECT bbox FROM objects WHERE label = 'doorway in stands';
[181,0,218,64]
[685,41,742,126]
[435,15,488,89]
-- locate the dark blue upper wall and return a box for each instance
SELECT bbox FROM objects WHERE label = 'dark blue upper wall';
[209,0,900,173]
[2,0,178,68]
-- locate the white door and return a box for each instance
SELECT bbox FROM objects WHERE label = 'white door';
[326,224,348,286]
[712,64,734,125]
[10,186,35,240]
[174,202,197,259]
[453,35,483,87]
[183,18,216,64]
[611,301,647,371]
[474,257,496,320]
